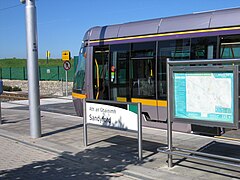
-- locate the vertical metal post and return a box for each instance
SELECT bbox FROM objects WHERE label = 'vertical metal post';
[0,99,2,125]
[0,80,2,124]
[58,66,60,80]
[61,78,64,96]
[167,58,173,167]
[65,70,68,96]
[24,0,41,138]
[138,103,142,161]
[9,67,12,80]
[83,98,88,146]
[23,67,26,80]
[39,66,41,80]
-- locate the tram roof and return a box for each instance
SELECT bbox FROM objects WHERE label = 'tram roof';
[83,7,240,41]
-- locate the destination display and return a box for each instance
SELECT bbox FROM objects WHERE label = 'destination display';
[173,71,234,125]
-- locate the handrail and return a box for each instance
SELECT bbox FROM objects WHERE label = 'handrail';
[94,58,100,100]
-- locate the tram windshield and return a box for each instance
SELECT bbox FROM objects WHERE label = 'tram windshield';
[73,46,86,93]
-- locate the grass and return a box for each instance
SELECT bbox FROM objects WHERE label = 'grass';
[0,58,74,68]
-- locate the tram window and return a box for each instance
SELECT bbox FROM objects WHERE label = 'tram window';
[191,36,217,59]
[110,44,130,100]
[220,35,240,59]
[131,42,156,99]
[131,42,156,58]
[157,39,190,100]
[73,47,86,93]
[93,46,109,100]
[158,39,190,61]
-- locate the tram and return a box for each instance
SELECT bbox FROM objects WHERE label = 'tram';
[72,7,240,135]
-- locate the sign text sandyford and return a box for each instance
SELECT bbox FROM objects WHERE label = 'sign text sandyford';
[86,102,138,131]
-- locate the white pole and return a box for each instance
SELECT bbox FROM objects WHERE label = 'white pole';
[23,0,41,138]
[65,70,68,96]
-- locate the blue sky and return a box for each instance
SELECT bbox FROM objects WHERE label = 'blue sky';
[0,0,240,59]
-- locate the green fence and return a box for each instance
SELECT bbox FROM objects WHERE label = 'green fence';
[0,66,75,81]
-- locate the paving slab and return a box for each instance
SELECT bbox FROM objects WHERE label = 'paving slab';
[0,99,240,179]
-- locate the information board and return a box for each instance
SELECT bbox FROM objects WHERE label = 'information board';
[171,66,238,128]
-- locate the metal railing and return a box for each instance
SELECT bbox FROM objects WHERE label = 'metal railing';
[0,66,74,81]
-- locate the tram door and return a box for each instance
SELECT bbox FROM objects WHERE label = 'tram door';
[109,44,130,102]
[130,42,158,120]
[93,46,110,100]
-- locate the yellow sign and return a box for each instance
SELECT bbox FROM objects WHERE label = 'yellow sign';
[46,51,50,58]
[62,50,71,61]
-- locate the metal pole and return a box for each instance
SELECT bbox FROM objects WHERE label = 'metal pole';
[24,0,41,138]
[138,103,142,161]
[61,78,64,96]
[0,99,2,125]
[65,70,68,96]
[160,148,240,168]
[83,99,87,146]
[167,58,173,167]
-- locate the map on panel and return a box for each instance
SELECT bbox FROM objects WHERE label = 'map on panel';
[174,72,234,123]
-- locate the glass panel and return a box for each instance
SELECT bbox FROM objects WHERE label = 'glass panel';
[158,39,190,100]
[131,42,156,58]
[132,59,156,98]
[220,35,240,59]
[191,36,217,59]
[110,44,130,100]
[93,46,109,100]
[73,46,86,93]
[158,39,190,61]
[131,42,156,99]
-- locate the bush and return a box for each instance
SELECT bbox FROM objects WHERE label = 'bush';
[3,85,12,91]
[12,86,22,91]
[3,85,22,92]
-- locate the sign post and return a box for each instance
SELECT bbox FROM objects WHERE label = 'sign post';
[0,80,3,125]
[63,61,71,96]
[166,59,173,167]
[83,99,143,161]
[46,50,50,64]
[62,50,71,96]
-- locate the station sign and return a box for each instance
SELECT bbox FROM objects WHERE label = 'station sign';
[83,99,143,160]
[85,100,139,131]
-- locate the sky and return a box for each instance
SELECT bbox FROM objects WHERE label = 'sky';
[0,0,240,59]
